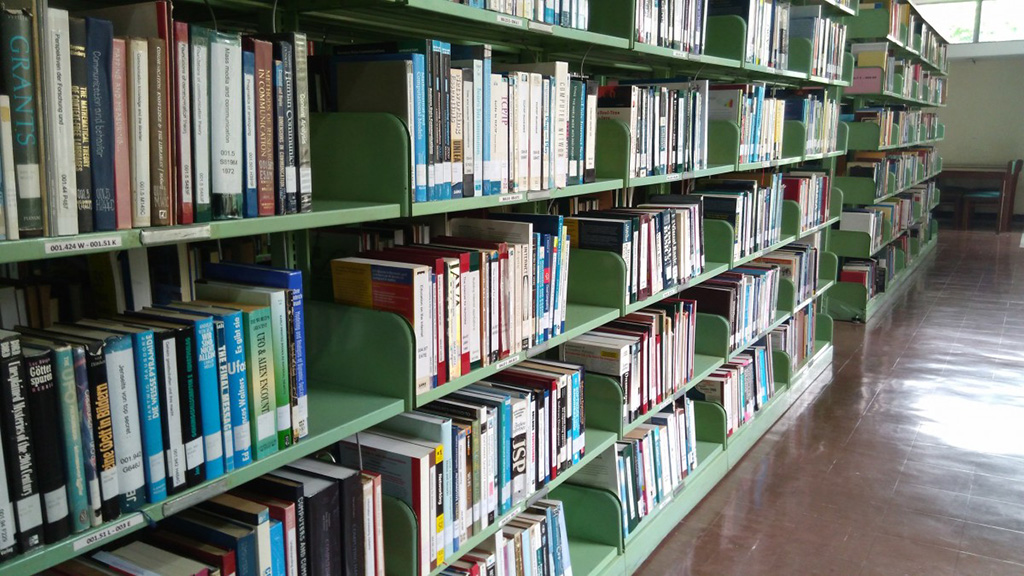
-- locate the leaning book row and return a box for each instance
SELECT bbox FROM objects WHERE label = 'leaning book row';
[0,5,314,242]
[681,263,781,353]
[0,261,308,561]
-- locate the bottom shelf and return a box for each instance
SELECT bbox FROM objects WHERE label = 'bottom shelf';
[568,539,621,576]
[827,236,938,323]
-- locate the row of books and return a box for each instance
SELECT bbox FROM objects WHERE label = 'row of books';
[839,251,889,298]
[381,359,586,574]
[755,241,819,306]
[0,4,315,242]
[688,335,774,435]
[709,0,793,70]
[463,0,591,30]
[634,0,707,54]
[707,83,786,164]
[844,148,937,200]
[693,173,785,262]
[781,170,832,232]
[564,202,706,303]
[324,45,598,201]
[571,398,699,537]
[772,303,816,371]
[597,80,711,178]
[782,88,840,157]
[789,5,848,81]
[839,205,886,253]
[0,261,308,559]
[331,215,571,395]
[559,298,697,427]
[682,263,780,352]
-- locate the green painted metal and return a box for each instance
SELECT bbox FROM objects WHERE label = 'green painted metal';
[783,121,808,158]
[568,250,628,310]
[552,484,623,550]
[842,51,855,84]
[597,119,631,181]
[782,200,802,238]
[778,277,798,313]
[788,37,813,77]
[383,496,419,576]
[703,220,734,265]
[829,229,874,259]
[819,251,839,286]
[707,120,741,167]
[584,374,628,437]
[772,348,794,388]
[844,121,888,151]
[844,6,894,41]
[568,539,621,576]
[694,313,730,359]
[704,16,747,62]
[692,400,727,445]
[586,0,635,42]
[834,175,881,205]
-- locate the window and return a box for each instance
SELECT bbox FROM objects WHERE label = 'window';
[917,0,1024,43]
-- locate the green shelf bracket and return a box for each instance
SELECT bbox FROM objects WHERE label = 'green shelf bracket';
[844,7,892,41]
[306,301,416,407]
[702,219,735,266]
[844,121,885,151]
[778,278,797,314]
[819,251,839,285]
[692,399,728,446]
[311,112,411,215]
[826,281,870,322]
[567,249,628,311]
[584,374,627,438]
[834,175,880,205]
[704,16,747,62]
[894,248,907,276]
[586,0,634,41]
[782,200,802,238]
[787,37,813,77]
[596,119,631,181]
[383,496,419,576]
[772,348,794,388]
[828,229,874,259]
[707,120,741,167]
[830,186,845,219]
[836,120,850,154]
[694,313,730,359]
[817,312,835,343]
[842,52,855,84]
[782,121,807,159]
[550,484,624,552]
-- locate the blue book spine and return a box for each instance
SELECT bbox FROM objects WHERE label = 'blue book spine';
[225,311,252,467]
[242,50,258,218]
[86,18,116,231]
[193,318,225,479]
[534,233,545,344]
[214,320,235,473]
[163,515,256,576]
[499,396,512,513]
[543,234,554,341]
[131,330,167,503]
[72,347,102,525]
[571,369,580,463]
[52,346,88,532]
[545,506,562,576]
[270,519,285,576]
[450,425,463,552]
[550,234,561,338]
[412,54,428,203]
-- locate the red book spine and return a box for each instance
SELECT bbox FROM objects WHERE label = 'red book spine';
[155,1,176,225]
[173,22,193,224]
[111,38,132,230]
[246,38,275,216]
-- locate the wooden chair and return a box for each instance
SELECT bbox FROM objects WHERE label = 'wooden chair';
[961,159,1022,233]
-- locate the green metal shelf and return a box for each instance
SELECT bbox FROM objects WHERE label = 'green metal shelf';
[409,178,625,216]
[569,539,621,576]
[1,388,405,576]
[728,310,792,360]
[844,8,948,75]
[828,234,937,322]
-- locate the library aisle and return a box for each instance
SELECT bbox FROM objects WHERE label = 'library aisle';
[636,229,1024,576]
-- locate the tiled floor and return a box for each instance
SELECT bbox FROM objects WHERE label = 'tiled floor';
[636,229,1024,576]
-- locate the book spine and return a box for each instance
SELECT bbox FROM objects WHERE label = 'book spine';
[69,17,94,233]
[52,347,89,532]
[267,294,292,450]
[71,347,102,526]
[25,350,71,543]
[148,37,171,226]
[103,337,146,513]
[272,59,287,216]
[155,333,187,494]
[251,40,275,217]
[213,320,235,473]
[292,33,311,213]
[0,400,15,558]
[242,48,258,218]
[195,319,225,479]
[412,54,427,203]
[86,19,116,231]
[276,41,297,214]
[110,38,131,230]
[126,38,150,228]
[132,332,167,503]
[173,22,194,225]
[210,33,243,219]
[190,26,211,223]
[45,9,79,237]
[0,339,44,551]
[450,68,464,199]
[225,312,252,467]
[245,309,278,459]
[82,347,119,520]
[283,293,298,444]
[0,95,20,240]
[0,11,44,237]
[176,329,206,486]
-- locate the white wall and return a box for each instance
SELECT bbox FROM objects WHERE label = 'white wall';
[934,55,1024,213]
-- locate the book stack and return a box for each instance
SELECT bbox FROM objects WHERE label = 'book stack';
[849,42,895,95]
[839,258,879,297]
[336,359,585,575]
[571,398,698,538]
[778,88,840,156]
[321,46,598,201]
[687,335,774,434]
[772,303,816,370]
[681,262,781,352]
[633,0,708,54]
[781,170,831,233]
[331,214,571,396]
[449,499,575,576]
[840,207,884,252]
[707,83,786,165]
[560,298,697,427]
[565,202,705,303]
[870,196,913,239]
[693,174,785,262]
[707,0,792,69]
[755,241,818,305]
[0,260,308,559]
[917,19,948,70]
[0,4,314,241]
[788,5,848,81]
[596,80,710,178]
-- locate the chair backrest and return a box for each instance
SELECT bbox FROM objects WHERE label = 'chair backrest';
[1004,159,1023,197]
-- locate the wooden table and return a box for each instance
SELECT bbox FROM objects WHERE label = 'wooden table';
[939,165,1012,231]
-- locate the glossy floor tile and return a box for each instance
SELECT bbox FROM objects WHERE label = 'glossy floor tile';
[636,229,1024,576]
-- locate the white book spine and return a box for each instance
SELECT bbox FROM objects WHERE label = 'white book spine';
[191,35,210,212]
[451,69,464,196]
[463,78,474,191]
[541,78,551,191]
[585,86,597,177]
[104,341,146,497]
[0,96,19,240]
[216,328,235,471]
[176,35,193,217]
[46,9,78,236]
[496,76,510,196]
[405,65,419,200]
[518,73,532,193]
[127,39,151,227]
[472,60,483,196]
[210,38,243,201]
[414,269,433,392]
[161,337,187,489]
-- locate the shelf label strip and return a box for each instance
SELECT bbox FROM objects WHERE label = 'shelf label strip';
[73,513,145,551]
[140,224,212,245]
[44,235,123,255]
[162,478,229,517]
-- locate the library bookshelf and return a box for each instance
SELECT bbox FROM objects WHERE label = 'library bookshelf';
[0,0,948,575]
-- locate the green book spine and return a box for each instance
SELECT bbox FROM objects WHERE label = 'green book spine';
[266,293,291,450]
[0,10,43,237]
[190,25,212,223]
[243,307,277,459]
[52,345,89,533]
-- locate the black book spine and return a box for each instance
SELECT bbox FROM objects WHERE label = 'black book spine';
[342,475,363,576]
[153,331,186,495]
[274,39,297,214]
[0,336,43,552]
[308,482,341,576]
[86,18,116,231]
[24,349,71,543]
[176,328,205,486]
[68,17,94,233]
[83,343,120,522]
[247,476,309,576]
[272,59,287,216]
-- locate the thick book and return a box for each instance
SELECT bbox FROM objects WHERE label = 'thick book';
[163,509,258,576]
[286,457,364,576]
[0,10,44,237]
[200,493,273,576]
[110,38,131,230]
[22,345,72,543]
[190,25,212,223]
[86,18,116,231]
[266,468,341,576]
[260,35,298,213]
[243,37,275,217]
[173,21,193,225]
[272,59,287,216]
[101,540,213,576]
[148,36,171,226]
[44,8,79,237]
[0,330,44,551]
[241,46,258,218]
[246,473,312,576]
[0,95,21,240]
[210,31,243,219]
[144,529,237,576]
[69,16,94,233]
[233,489,298,576]
[292,32,312,213]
